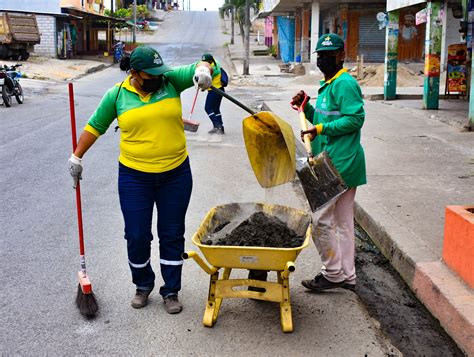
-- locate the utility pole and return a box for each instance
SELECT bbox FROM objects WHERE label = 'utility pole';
[230,5,234,45]
[132,0,137,44]
[243,0,250,75]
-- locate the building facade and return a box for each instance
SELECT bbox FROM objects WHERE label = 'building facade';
[0,0,123,58]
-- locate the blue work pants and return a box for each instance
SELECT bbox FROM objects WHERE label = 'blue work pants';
[118,157,192,297]
[205,88,224,128]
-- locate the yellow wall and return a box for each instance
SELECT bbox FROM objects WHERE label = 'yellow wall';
[60,0,105,14]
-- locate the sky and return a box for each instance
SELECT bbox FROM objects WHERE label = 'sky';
[188,0,224,11]
[102,1,224,12]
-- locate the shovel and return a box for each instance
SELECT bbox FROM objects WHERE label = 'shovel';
[291,94,347,212]
[183,87,200,132]
[210,86,295,188]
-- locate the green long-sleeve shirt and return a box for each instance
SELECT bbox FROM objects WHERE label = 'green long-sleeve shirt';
[304,68,367,188]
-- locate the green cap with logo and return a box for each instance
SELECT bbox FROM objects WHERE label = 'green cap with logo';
[201,53,214,62]
[314,33,345,52]
[130,45,172,75]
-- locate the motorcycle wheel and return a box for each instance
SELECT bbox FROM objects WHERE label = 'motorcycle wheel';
[2,85,12,107]
[15,83,24,104]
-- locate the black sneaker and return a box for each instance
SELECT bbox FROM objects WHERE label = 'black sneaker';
[131,288,152,309]
[342,283,356,292]
[301,273,345,292]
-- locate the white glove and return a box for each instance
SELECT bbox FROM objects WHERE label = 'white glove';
[193,66,212,90]
[68,154,83,189]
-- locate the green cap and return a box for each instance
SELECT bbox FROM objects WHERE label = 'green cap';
[201,53,214,62]
[315,33,345,52]
[130,45,172,75]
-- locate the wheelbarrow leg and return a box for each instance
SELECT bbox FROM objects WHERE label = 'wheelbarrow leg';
[203,268,232,327]
[203,271,219,327]
[213,268,231,323]
[278,271,293,332]
[278,263,295,332]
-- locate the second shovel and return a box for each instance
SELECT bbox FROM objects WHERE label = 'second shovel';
[292,94,347,212]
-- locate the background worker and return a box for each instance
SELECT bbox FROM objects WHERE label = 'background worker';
[68,45,212,314]
[292,33,366,292]
[201,53,225,134]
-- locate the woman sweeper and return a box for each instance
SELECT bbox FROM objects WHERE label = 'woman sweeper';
[68,45,212,314]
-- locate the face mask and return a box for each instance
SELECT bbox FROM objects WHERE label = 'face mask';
[317,56,338,75]
[138,73,163,93]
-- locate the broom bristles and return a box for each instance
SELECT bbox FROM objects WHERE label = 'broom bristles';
[76,283,99,318]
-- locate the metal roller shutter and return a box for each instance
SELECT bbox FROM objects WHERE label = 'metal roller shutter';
[358,14,385,62]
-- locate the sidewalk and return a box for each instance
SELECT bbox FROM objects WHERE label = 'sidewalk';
[1,55,112,82]
[224,33,474,354]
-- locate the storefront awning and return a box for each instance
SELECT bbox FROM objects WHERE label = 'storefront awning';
[61,7,128,24]
[0,8,82,20]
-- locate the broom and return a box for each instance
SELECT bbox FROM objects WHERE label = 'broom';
[183,87,200,132]
[68,83,99,318]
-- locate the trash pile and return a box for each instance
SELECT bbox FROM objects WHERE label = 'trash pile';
[351,63,424,87]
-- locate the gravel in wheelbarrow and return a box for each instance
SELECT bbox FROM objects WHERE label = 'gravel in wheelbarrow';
[202,212,304,248]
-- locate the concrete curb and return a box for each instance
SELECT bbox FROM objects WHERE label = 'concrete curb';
[355,187,474,356]
[74,63,113,81]
[413,262,474,355]
[364,94,461,101]
[223,43,238,78]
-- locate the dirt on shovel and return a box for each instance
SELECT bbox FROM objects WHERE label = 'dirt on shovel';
[202,212,304,248]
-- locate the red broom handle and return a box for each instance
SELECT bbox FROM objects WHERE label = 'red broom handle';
[188,88,199,120]
[68,83,86,258]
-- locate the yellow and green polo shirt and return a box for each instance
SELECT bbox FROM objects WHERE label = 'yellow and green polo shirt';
[209,61,223,90]
[84,63,197,173]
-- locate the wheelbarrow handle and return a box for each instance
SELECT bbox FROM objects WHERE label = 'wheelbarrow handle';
[210,86,257,116]
[182,251,218,275]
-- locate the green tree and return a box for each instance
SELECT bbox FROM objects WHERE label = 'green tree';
[115,7,132,19]
[220,0,260,44]
[129,4,150,19]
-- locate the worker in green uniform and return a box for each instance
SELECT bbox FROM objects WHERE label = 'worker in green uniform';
[68,46,213,314]
[292,33,366,292]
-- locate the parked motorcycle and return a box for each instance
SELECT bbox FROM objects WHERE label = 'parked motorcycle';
[0,64,24,107]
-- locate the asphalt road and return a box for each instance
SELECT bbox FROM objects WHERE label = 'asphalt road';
[1,11,399,355]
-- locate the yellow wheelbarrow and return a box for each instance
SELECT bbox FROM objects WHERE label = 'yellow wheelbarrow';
[183,202,312,332]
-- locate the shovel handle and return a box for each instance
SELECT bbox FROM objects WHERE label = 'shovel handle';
[290,93,309,112]
[292,94,314,164]
[299,112,315,164]
[210,86,257,116]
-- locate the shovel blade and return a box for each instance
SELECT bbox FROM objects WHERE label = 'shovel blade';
[296,152,347,212]
[243,111,295,188]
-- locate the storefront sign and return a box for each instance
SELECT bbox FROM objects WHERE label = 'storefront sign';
[424,54,440,77]
[446,44,467,94]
